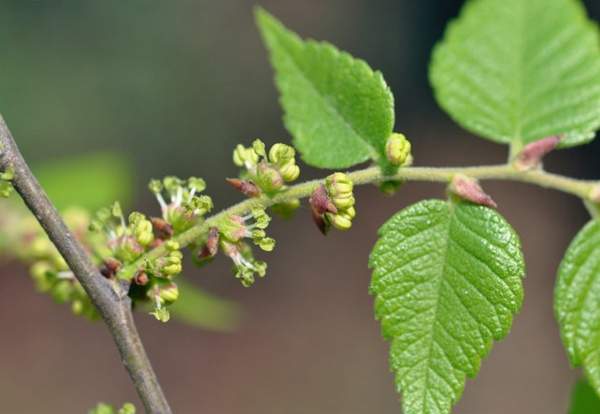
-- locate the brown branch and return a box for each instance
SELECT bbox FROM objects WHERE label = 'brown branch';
[0,116,172,414]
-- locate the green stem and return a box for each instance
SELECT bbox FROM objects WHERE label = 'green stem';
[119,163,598,279]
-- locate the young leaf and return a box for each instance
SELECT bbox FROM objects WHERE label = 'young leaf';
[369,200,525,414]
[256,7,395,170]
[430,0,600,149]
[556,220,600,396]
[569,379,600,414]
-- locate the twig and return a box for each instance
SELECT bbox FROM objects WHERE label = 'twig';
[0,116,172,414]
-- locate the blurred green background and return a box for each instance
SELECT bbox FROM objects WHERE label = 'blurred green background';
[0,1,599,413]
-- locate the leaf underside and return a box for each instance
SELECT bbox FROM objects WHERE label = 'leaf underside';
[556,220,600,397]
[369,200,525,414]
[256,7,395,170]
[430,0,600,149]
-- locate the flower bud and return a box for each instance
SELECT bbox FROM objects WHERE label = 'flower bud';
[129,212,154,246]
[148,179,163,194]
[255,162,284,193]
[279,161,300,182]
[252,139,267,157]
[268,143,295,166]
[326,212,353,231]
[326,172,354,197]
[385,133,412,166]
[158,283,179,304]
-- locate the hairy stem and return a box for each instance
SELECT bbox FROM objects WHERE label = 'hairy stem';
[120,163,598,279]
[0,117,172,414]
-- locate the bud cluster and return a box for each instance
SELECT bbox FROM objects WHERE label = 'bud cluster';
[19,208,99,319]
[310,173,357,233]
[149,176,213,233]
[232,139,300,196]
[198,208,274,287]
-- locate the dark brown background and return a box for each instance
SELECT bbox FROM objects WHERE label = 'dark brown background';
[1,1,599,413]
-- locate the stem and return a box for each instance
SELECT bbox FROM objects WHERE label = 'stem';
[120,163,598,279]
[0,117,172,414]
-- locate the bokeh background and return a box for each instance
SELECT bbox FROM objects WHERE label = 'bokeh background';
[1,1,599,413]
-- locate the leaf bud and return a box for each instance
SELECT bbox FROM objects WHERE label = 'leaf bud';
[385,133,412,166]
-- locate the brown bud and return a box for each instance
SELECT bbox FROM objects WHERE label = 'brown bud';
[198,227,220,260]
[151,217,174,240]
[134,271,149,286]
[514,136,561,171]
[100,257,122,279]
[450,175,497,208]
[226,178,261,197]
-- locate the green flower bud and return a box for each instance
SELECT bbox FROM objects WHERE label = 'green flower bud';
[252,139,266,157]
[30,261,54,292]
[268,143,295,166]
[0,180,13,198]
[129,212,154,246]
[118,403,136,414]
[52,280,73,303]
[326,212,353,231]
[233,144,259,167]
[159,283,179,304]
[325,172,354,197]
[279,161,300,182]
[254,163,284,194]
[0,165,14,181]
[332,194,355,210]
[385,133,412,166]
[72,299,84,315]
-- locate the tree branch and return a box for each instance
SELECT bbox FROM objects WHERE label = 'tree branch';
[0,116,172,414]
[120,163,599,279]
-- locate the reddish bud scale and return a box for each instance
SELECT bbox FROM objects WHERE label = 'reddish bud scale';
[450,175,497,209]
[198,227,220,260]
[100,258,122,279]
[514,136,561,171]
[134,271,149,286]
[151,217,174,240]
[226,178,261,197]
[309,185,338,234]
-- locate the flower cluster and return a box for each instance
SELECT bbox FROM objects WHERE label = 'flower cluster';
[310,172,356,234]
[18,208,99,319]
[149,176,213,233]
[198,208,274,287]
[232,139,300,196]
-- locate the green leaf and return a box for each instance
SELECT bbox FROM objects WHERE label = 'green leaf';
[34,152,134,211]
[430,0,600,149]
[556,220,600,396]
[168,280,240,332]
[369,200,525,414]
[569,379,600,414]
[256,7,395,170]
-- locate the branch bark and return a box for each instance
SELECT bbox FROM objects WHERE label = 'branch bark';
[0,117,172,414]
